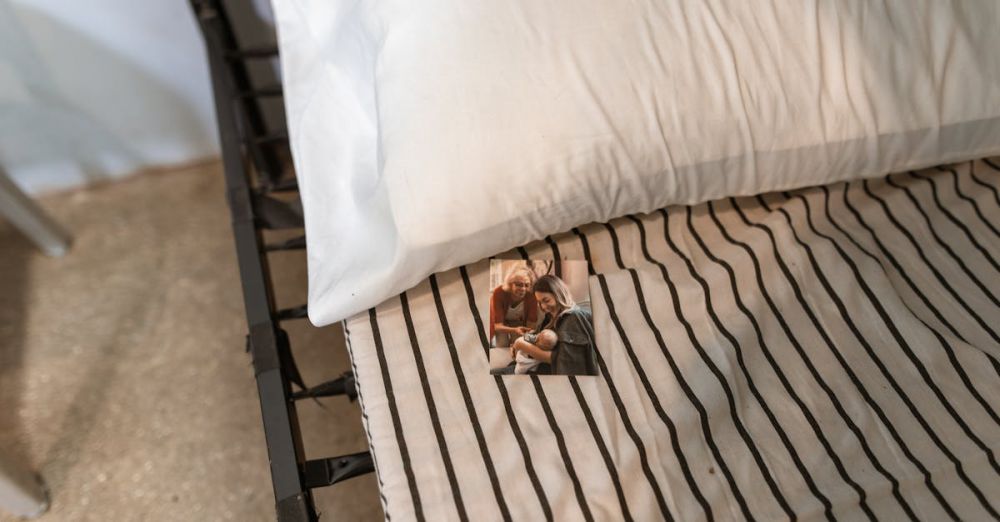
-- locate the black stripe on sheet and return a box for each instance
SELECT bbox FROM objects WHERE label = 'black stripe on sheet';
[880,178,1000,308]
[858,196,1000,388]
[856,180,1000,345]
[784,191,1000,481]
[463,267,495,361]
[729,196,959,520]
[520,241,595,522]
[567,232,676,521]
[652,212,839,519]
[825,184,1000,428]
[982,158,1000,176]
[343,323,393,520]
[369,308,426,522]
[530,376,595,522]
[565,376,635,522]
[543,240,563,278]
[504,244,623,520]
[913,170,1000,271]
[428,274,513,521]
[668,208,878,520]
[399,292,470,522]
[759,192,994,519]
[458,266,554,521]
[933,166,1000,239]
[561,230,710,520]
[955,162,1000,379]
[972,160,1000,206]
[540,236,637,522]
[833,184,970,343]
[910,169,1000,272]
[704,199,919,519]
[583,223,789,520]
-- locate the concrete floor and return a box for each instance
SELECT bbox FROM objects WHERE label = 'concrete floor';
[0,162,382,521]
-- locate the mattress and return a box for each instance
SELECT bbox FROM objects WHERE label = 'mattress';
[343,159,1000,521]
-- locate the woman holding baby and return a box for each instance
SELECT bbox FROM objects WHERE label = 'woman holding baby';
[512,275,597,376]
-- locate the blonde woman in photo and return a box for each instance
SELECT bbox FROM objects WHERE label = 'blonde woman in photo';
[489,265,538,347]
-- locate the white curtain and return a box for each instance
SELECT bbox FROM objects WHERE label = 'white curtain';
[0,0,276,194]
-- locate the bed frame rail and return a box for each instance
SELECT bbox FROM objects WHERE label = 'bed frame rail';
[189,2,374,520]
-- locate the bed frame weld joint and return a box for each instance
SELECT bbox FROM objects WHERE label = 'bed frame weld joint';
[302,452,375,489]
[291,371,357,401]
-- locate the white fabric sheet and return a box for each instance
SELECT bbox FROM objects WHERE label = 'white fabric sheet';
[344,160,1000,521]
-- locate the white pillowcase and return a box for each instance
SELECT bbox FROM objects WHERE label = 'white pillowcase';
[272,0,1000,326]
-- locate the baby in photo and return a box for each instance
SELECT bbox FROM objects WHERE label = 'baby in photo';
[512,329,558,375]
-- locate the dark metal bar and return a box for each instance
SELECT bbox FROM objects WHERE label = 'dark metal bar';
[276,305,309,321]
[195,1,282,187]
[225,45,279,59]
[265,235,306,252]
[252,193,304,230]
[190,1,315,520]
[237,84,283,99]
[250,131,289,146]
[292,372,357,401]
[303,453,375,489]
[192,2,376,520]
[263,178,299,193]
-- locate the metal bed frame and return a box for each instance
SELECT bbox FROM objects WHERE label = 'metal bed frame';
[189,2,375,520]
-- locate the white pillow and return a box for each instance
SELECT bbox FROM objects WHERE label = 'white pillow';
[272,0,1000,326]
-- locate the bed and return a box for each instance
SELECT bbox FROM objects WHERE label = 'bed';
[192,0,1000,519]
[345,161,1000,520]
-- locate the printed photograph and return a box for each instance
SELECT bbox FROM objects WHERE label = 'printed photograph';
[487,259,598,376]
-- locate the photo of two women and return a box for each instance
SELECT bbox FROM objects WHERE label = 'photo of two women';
[488,260,598,376]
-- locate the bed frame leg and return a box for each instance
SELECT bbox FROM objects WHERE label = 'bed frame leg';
[0,452,49,519]
[0,169,71,257]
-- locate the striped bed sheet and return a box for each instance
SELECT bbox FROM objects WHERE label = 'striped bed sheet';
[343,159,1000,521]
